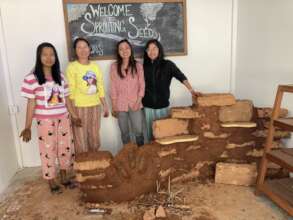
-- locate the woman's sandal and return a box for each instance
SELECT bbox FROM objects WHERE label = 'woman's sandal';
[50,185,63,194]
[61,180,77,189]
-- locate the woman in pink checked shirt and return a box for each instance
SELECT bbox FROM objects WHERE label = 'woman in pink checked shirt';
[110,39,145,147]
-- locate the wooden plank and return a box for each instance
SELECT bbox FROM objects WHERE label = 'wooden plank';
[281,148,293,157]
[274,118,293,132]
[259,179,293,216]
[278,178,293,195]
[263,178,293,215]
[279,85,293,93]
[266,149,293,172]
[257,85,283,192]
[256,84,293,216]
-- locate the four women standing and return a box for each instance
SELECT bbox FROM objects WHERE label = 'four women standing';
[20,38,198,193]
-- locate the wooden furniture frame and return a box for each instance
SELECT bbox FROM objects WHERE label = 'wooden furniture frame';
[256,84,293,216]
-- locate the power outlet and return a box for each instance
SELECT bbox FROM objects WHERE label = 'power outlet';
[8,105,19,115]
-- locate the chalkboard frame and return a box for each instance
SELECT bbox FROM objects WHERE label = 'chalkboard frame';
[63,0,187,60]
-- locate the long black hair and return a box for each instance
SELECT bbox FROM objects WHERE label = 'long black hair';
[115,39,137,78]
[143,39,165,64]
[34,42,61,85]
[73,37,91,60]
[143,39,165,79]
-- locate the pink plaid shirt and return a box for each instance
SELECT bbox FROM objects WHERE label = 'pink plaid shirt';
[110,62,145,112]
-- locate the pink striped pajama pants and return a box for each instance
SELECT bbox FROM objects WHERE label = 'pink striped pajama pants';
[37,114,74,180]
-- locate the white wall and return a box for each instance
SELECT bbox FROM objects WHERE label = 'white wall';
[235,0,293,146]
[235,0,293,110]
[0,0,234,167]
[0,12,19,192]
[169,0,233,106]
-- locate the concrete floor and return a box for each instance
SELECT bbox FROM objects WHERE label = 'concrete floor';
[0,167,292,220]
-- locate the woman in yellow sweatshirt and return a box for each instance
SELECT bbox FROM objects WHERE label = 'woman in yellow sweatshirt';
[66,38,109,153]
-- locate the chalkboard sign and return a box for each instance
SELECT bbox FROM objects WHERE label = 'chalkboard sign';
[63,0,187,60]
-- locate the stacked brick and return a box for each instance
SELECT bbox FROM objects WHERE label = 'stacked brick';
[74,93,290,202]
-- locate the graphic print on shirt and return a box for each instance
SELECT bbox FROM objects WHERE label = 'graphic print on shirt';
[82,71,98,95]
[44,82,65,108]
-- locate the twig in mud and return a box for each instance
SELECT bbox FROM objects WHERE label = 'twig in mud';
[156,180,160,193]
[131,177,192,217]
[168,176,171,195]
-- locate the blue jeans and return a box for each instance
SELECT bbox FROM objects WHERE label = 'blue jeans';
[117,109,144,146]
[143,107,169,143]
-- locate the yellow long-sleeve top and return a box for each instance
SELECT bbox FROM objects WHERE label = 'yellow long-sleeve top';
[66,61,105,107]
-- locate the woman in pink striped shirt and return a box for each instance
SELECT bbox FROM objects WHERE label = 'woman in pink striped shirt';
[110,39,145,147]
[20,42,81,194]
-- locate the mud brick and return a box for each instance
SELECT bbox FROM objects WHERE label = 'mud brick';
[170,107,199,119]
[197,93,236,107]
[153,118,189,139]
[226,141,255,149]
[204,132,230,139]
[256,107,288,118]
[219,100,253,122]
[75,173,106,183]
[246,149,264,157]
[157,148,177,157]
[252,130,291,139]
[74,151,113,171]
[215,163,257,186]
[156,134,198,145]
